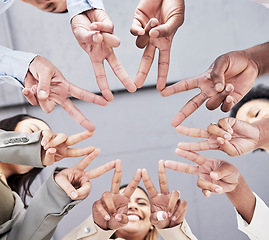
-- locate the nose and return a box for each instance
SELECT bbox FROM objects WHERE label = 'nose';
[128,202,138,210]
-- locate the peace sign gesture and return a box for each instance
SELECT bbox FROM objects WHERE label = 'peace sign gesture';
[175,117,261,156]
[92,160,142,230]
[41,130,95,166]
[55,148,116,200]
[165,149,241,197]
[142,160,187,229]
[161,69,234,127]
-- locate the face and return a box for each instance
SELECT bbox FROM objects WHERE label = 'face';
[236,99,269,123]
[11,118,50,175]
[115,188,152,240]
[21,0,67,13]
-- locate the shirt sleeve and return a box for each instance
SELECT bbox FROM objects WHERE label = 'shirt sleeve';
[0,45,36,86]
[0,130,44,168]
[7,168,81,240]
[66,0,105,21]
[236,192,269,240]
[157,219,198,240]
[61,214,116,240]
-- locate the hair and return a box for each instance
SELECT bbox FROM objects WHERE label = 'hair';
[0,114,48,208]
[110,185,158,240]
[230,84,269,152]
[230,84,269,118]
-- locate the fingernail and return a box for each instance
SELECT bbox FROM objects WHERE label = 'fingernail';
[93,34,97,43]
[224,134,231,140]
[116,215,122,221]
[215,187,223,193]
[41,140,46,146]
[227,128,233,134]
[104,215,110,221]
[38,90,48,99]
[210,172,218,179]
[205,191,211,197]
[215,83,223,92]
[172,216,177,221]
[70,191,78,199]
[218,138,225,144]
[225,84,233,92]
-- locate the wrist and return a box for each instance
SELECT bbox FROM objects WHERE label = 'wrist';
[244,42,269,76]
[252,118,269,149]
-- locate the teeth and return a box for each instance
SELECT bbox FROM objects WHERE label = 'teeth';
[128,215,140,221]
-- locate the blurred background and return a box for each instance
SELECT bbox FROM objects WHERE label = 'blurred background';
[0,0,269,239]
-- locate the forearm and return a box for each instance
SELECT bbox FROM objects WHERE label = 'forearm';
[8,168,79,240]
[0,130,44,168]
[244,42,269,77]
[226,175,256,224]
[0,45,36,85]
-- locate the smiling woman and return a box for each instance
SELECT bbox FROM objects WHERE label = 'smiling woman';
[62,160,197,240]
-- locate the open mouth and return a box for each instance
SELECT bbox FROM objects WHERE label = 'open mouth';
[127,214,141,221]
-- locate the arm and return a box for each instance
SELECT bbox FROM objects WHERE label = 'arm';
[0,130,44,167]
[236,193,269,240]
[61,215,115,240]
[0,45,36,85]
[226,175,256,224]
[157,219,197,240]
[7,168,79,240]
[244,42,269,77]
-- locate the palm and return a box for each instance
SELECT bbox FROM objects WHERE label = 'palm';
[197,159,239,193]
[209,119,260,156]
[150,194,178,228]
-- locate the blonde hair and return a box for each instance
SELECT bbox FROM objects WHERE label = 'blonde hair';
[144,225,158,240]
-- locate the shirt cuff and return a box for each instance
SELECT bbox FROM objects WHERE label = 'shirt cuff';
[0,45,36,85]
[67,0,105,21]
[236,192,269,240]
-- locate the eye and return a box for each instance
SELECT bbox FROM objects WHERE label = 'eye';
[255,110,260,118]
[137,200,148,206]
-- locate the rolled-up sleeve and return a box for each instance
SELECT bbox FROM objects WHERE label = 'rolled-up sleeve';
[0,45,36,86]
[236,192,269,240]
[67,0,104,20]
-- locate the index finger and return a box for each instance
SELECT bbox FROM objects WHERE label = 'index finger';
[176,125,209,138]
[164,160,198,175]
[160,75,201,97]
[171,92,208,127]
[75,148,100,171]
[123,169,142,198]
[175,149,207,166]
[65,131,94,146]
[69,83,108,106]
[86,160,116,179]
[110,159,122,194]
[142,168,158,198]
[60,98,96,132]
[158,160,169,195]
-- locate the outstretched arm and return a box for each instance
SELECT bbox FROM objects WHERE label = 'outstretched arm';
[164,149,255,224]
[160,42,269,126]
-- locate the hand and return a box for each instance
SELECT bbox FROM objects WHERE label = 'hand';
[23,56,108,132]
[55,148,116,200]
[130,0,184,91]
[71,10,136,101]
[142,160,186,229]
[161,50,259,126]
[176,117,260,156]
[165,149,241,197]
[92,160,142,230]
[40,130,95,166]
